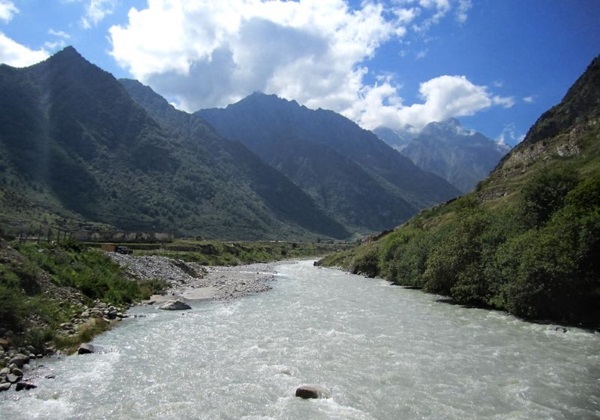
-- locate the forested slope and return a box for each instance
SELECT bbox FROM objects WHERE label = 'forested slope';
[319,56,600,327]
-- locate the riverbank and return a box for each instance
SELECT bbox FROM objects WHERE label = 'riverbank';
[3,260,598,419]
[105,252,277,303]
[0,253,275,391]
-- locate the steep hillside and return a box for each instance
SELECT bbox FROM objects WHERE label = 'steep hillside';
[197,93,460,232]
[120,79,349,239]
[398,119,509,192]
[319,56,600,327]
[0,47,348,240]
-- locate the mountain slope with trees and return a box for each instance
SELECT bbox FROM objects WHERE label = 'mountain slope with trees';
[320,56,600,327]
[0,47,348,240]
[197,93,460,232]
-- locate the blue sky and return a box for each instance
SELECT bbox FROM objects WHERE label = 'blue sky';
[1,1,598,146]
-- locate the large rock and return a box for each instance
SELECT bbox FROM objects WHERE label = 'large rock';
[6,373,19,383]
[0,338,11,350]
[295,385,331,399]
[158,299,192,311]
[77,343,95,354]
[16,382,37,391]
[0,382,11,392]
[9,354,29,368]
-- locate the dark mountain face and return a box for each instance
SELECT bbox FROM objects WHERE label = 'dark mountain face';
[390,119,510,193]
[0,47,349,240]
[494,55,600,177]
[120,79,349,239]
[197,93,460,232]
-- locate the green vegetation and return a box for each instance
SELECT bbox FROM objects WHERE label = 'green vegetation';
[0,238,167,355]
[321,56,600,328]
[0,236,351,355]
[320,165,600,327]
[0,47,351,241]
[131,239,353,266]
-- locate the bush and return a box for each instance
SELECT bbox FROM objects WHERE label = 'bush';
[519,166,579,228]
[0,284,27,332]
[350,244,381,278]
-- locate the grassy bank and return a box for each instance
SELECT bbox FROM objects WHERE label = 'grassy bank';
[0,237,354,359]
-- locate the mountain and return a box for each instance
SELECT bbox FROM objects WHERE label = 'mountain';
[320,55,600,327]
[492,56,600,178]
[197,93,460,232]
[0,47,349,240]
[371,126,416,151]
[374,120,509,193]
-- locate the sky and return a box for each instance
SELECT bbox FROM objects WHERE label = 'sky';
[0,1,599,146]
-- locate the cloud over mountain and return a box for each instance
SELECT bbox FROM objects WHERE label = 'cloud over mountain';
[108,0,511,130]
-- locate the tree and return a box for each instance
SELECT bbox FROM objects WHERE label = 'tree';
[519,167,579,228]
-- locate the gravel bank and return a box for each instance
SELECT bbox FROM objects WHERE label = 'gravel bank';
[106,253,276,303]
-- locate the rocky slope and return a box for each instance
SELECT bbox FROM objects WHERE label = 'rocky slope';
[375,119,509,193]
[197,93,460,232]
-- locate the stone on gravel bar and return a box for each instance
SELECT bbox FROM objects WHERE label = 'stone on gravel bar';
[158,299,192,310]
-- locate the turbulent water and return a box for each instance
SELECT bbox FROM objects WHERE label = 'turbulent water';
[1,260,599,419]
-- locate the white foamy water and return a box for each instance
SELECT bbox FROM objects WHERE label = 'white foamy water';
[1,260,599,419]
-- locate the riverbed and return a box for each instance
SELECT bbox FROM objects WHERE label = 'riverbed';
[1,260,598,419]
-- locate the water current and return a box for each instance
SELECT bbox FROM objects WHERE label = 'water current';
[1,260,599,419]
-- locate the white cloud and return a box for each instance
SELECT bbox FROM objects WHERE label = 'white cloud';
[523,95,535,104]
[110,0,399,111]
[496,124,524,147]
[81,0,118,29]
[0,0,18,23]
[44,29,71,50]
[0,1,50,66]
[0,32,49,67]
[48,29,71,39]
[354,74,514,131]
[492,95,515,108]
[108,0,508,131]
[415,48,428,59]
[455,0,472,23]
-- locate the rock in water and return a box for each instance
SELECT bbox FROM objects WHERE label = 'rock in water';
[0,383,11,392]
[77,343,95,354]
[295,385,331,399]
[158,299,192,310]
[15,382,37,391]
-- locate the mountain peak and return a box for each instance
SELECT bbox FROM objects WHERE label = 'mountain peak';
[519,55,600,148]
[422,118,475,137]
[493,55,600,176]
[47,45,85,63]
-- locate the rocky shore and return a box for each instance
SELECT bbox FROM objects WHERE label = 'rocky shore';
[0,253,277,393]
[105,253,276,303]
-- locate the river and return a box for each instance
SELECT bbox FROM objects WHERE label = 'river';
[1,260,598,419]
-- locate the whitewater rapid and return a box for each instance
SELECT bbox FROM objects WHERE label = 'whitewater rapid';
[1,260,598,419]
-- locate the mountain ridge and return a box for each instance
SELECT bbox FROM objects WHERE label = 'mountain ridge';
[197,92,460,232]
[0,47,349,240]
[374,119,509,192]
[319,55,600,327]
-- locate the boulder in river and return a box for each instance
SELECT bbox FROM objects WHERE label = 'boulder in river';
[295,385,331,399]
[0,382,11,392]
[158,299,192,311]
[16,382,37,391]
[77,343,95,354]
